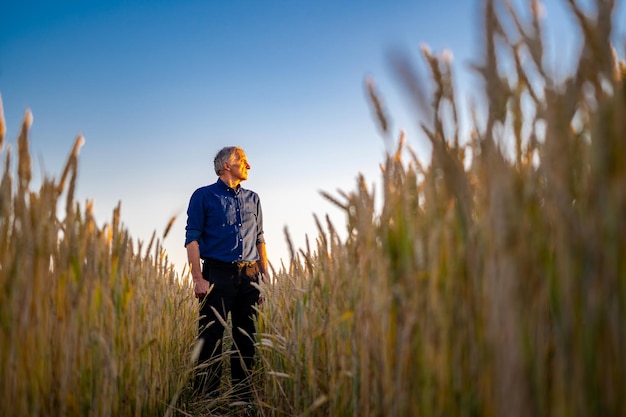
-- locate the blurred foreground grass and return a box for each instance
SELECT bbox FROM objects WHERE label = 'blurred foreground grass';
[255,1,625,416]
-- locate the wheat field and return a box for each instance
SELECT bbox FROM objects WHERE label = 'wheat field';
[0,109,198,415]
[1,0,625,416]
[253,1,625,416]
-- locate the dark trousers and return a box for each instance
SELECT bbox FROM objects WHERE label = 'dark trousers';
[196,260,260,398]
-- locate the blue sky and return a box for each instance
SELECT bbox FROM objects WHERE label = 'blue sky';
[1,0,625,274]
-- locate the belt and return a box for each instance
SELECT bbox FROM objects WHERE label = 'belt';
[202,258,259,280]
[202,258,256,269]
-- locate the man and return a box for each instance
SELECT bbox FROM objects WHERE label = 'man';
[185,146,268,400]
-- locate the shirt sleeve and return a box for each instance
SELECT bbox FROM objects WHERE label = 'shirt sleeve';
[185,189,203,247]
[255,196,265,245]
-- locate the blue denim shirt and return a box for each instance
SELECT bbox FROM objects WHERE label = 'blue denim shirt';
[185,179,265,262]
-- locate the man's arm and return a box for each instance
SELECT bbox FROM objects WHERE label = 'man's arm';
[256,242,268,282]
[186,241,210,297]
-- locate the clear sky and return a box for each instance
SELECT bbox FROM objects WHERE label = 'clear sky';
[1,0,625,274]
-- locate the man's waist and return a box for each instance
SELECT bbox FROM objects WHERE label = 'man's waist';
[202,258,257,268]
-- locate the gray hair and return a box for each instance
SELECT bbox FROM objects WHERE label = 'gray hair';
[213,146,244,176]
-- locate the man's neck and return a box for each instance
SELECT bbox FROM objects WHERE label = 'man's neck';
[220,175,241,189]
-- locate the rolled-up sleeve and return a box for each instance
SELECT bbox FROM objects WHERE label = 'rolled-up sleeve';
[185,190,203,247]
[256,200,265,245]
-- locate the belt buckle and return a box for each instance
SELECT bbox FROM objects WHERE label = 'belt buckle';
[236,261,257,278]
[234,261,245,274]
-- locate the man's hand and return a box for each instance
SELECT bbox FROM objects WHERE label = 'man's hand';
[194,277,211,298]
[254,271,267,305]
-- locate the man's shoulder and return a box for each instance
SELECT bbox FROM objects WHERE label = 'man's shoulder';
[191,183,219,198]
[196,181,221,192]
[240,186,260,198]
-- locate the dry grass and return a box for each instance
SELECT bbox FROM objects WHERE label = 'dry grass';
[0,109,198,416]
[2,0,625,416]
[253,1,626,416]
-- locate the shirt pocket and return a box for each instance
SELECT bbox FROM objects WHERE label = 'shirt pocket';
[241,209,257,229]
[206,196,237,227]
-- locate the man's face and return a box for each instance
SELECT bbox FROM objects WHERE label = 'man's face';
[228,151,251,181]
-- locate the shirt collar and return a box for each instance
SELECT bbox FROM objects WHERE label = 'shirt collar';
[216,178,241,194]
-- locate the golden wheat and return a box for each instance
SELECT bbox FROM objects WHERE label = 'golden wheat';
[254,1,626,416]
[0,107,198,416]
